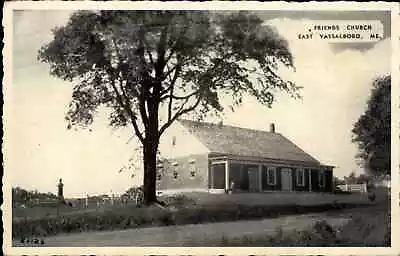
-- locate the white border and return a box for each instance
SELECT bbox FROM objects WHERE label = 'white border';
[3,1,399,11]
[390,2,400,254]
[3,1,400,255]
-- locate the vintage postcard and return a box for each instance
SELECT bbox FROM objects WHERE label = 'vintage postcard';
[2,1,399,255]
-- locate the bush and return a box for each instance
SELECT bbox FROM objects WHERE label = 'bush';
[336,211,390,246]
[214,221,342,246]
[265,221,341,246]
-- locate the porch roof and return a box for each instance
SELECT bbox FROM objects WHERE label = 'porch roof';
[209,153,334,169]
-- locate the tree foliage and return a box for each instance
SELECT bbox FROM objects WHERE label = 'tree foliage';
[342,172,372,185]
[38,10,298,204]
[352,75,390,176]
[333,176,345,186]
[12,187,58,206]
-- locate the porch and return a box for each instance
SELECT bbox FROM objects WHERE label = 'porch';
[208,158,330,193]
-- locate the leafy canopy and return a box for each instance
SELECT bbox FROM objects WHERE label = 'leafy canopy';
[38,10,299,143]
[352,75,390,176]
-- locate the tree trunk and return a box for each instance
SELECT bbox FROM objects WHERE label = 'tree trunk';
[142,97,160,205]
[142,139,158,205]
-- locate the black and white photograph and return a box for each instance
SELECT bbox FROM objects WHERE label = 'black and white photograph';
[3,1,398,254]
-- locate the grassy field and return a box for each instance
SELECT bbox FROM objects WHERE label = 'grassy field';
[13,188,389,246]
[159,190,375,206]
[14,197,389,247]
[22,212,352,246]
[13,201,138,221]
[13,190,375,221]
[199,188,391,246]
[203,202,390,247]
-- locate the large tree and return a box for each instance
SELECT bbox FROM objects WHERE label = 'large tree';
[38,10,299,204]
[352,75,390,176]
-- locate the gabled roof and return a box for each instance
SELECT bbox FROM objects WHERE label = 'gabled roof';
[179,119,321,165]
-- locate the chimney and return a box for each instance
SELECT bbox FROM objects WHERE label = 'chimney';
[270,123,275,133]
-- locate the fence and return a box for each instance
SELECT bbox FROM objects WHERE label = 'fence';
[337,183,367,193]
[76,192,144,208]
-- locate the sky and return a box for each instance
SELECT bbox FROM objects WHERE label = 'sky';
[7,10,391,197]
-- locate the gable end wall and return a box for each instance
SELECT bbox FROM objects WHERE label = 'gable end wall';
[156,154,209,192]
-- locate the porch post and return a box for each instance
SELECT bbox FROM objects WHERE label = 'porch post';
[209,163,213,189]
[225,160,229,192]
[308,169,312,192]
[258,164,262,192]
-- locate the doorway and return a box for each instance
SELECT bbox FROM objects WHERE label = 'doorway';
[281,168,293,191]
[248,167,259,192]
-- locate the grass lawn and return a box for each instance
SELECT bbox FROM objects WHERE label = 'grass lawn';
[18,212,351,246]
[203,202,390,247]
[12,189,388,245]
[196,188,391,247]
[14,199,389,247]
[159,190,374,207]
[13,201,139,221]
[13,191,373,222]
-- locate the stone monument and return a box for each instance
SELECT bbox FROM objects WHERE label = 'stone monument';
[57,178,64,201]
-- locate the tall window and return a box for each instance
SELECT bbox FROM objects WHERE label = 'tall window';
[318,170,325,188]
[266,167,277,185]
[296,168,305,186]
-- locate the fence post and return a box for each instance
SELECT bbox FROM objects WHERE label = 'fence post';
[345,184,348,192]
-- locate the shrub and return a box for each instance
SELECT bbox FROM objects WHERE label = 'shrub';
[215,221,342,246]
[337,211,390,246]
[312,220,336,240]
[211,210,390,247]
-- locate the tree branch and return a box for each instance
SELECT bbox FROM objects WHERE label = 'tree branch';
[156,24,169,67]
[138,85,150,132]
[164,47,176,64]
[161,88,200,102]
[265,65,279,78]
[158,96,202,138]
[146,49,155,67]
[153,22,171,93]
[167,82,174,122]
[160,63,180,97]
[110,80,145,143]
[137,29,151,132]
[109,37,147,143]
[103,39,145,143]
[171,90,200,100]
[162,65,178,81]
